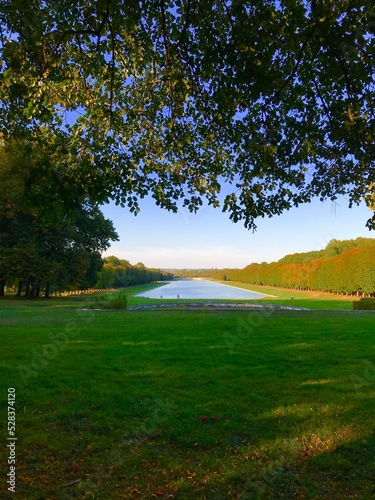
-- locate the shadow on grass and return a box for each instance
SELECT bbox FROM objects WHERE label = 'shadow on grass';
[235,434,375,499]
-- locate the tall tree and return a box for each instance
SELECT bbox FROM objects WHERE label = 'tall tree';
[0,145,119,296]
[0,1,374,229]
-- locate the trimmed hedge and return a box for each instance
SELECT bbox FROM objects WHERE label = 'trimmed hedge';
[88,292,128,309]
[353,298,375,310]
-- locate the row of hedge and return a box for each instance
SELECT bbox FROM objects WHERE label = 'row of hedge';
[353,298,375,310]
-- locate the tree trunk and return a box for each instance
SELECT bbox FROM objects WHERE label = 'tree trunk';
[44,282,50,299]
[0,278,5,297]
[16,280,23,297]
[29,278,36,298]
[24,277,31,298]
[35,285,40,298]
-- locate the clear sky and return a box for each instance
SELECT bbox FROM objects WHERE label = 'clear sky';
[100,194,374,269]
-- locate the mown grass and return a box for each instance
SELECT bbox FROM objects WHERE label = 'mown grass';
[1,295,374,499]
[0,280,356,310]
[214,281,356,310]
[0,283,166,309]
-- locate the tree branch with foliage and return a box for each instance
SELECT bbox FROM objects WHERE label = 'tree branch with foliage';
[1,0,374,229]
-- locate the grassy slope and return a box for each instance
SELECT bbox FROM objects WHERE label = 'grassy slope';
[1,296,375,498]
[213,280,356,310]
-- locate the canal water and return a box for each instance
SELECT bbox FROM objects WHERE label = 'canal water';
[134,279,270,300]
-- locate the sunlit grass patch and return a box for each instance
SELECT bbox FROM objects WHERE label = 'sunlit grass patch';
[215,280,356,310]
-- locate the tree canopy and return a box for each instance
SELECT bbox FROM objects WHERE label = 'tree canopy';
[1,0,374,229]
[96,256,173,289]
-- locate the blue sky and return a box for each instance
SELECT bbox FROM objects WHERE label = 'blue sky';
[100,195,374,269]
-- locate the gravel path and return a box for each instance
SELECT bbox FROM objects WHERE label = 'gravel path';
[126,302,310,311]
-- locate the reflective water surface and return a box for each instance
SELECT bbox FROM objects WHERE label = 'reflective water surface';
[134,279,269,300]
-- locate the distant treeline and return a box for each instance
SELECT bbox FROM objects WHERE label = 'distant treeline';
[179,238,375,296]
[96,256,173,289]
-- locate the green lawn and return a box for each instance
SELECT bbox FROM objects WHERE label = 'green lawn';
[1,291,374,498]
[214,281,356,310]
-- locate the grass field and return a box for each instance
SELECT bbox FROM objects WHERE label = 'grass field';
[213,281,357,311]
[1,286,374,498]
